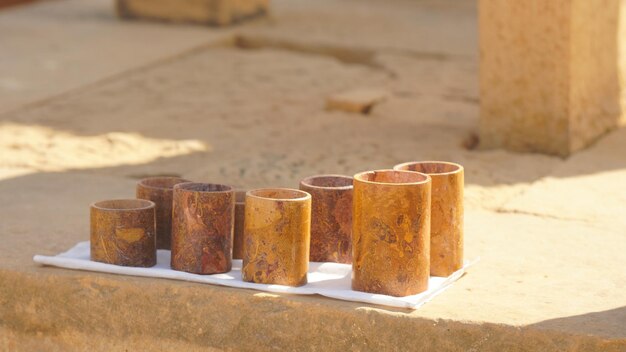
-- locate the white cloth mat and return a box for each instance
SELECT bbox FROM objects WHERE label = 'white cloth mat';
[34,241,476,309]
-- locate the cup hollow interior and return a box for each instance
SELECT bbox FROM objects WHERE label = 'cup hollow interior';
[175,182,233,193]
[394,161,463,175]
[300,175,353,189]
[354,170,429,185]
[138,177,190,190]
[248,188,310,201]
[92,199,154,211]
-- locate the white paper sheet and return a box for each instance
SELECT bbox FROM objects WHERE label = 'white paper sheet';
[33,241,476,309]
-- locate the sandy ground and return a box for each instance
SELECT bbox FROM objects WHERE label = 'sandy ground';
[0,0,625,349]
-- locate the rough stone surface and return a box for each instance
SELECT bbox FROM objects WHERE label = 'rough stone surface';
[0,0,625,350]
[479,0,625,156]
[116,0,269,26]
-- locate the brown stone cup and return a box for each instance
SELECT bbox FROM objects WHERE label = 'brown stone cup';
[242,188,311,287]
[232,190,246,260]
[299,175,353,264]
[394,161,464,277]
[90,199,157,267]
[171,182,234,275]
[352,170,431,296]
[136,177,190,250]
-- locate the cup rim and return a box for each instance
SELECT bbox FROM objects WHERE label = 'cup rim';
[353,169,431,186]
[247,188,311,202]
[173,182,233,194]
[91,199,155,211]
[299,174,353,190]
[137,176,191,191]
[393,161,463,175]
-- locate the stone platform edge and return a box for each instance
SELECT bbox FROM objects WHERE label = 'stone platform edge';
[0,268,624,351]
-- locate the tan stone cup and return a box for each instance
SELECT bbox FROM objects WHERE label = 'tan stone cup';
[171,183,235,275]
[136,177,190,250]
[242,188,311,287]
[394,161,464,277]
[90,199,157,267]
[232,190,246,260]
[352,170,431,296]
[299,175,353,264]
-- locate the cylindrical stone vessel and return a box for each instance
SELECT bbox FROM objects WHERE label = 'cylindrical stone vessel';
[136,177,190,250]
[299,175,353,263]
[171,182,234,274]
[394,161,464,277]
[352,170,431,296]
[90,199,157,267]
[242,188,311,287]
[232,190,246,260]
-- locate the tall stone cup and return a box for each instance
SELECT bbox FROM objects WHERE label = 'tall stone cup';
[352,170,431,296]
[171,182,234,274]
[299,175,353,264]
[242,188,311,287]
[394,161,464,277]
[136,177,190,250]
[90,199,157,267]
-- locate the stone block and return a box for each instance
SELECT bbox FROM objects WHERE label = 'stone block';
[326,88,389,114]
[479,0,624,156]
[116,0,269,26]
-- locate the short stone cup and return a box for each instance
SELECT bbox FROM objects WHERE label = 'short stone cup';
[136,176,190,250]
[299,175,353,264]
[352,170,431,296]
[394,161,464,277]
[171,182,234,274]
[242,188,311,287]
[232,190,246,260]
[90,199,157,267]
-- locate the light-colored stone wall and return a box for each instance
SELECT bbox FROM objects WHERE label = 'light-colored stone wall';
[479,0,624,156]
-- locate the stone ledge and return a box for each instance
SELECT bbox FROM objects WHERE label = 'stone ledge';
[1,268,624,351]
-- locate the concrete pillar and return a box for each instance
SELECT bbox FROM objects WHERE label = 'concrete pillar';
[479,0,625,156]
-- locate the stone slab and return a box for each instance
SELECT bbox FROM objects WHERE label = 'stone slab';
[501,125,626,230]
[0,0,235,115]
[238,0,477,58]
[116,0,269,26]
[0,0,625,349]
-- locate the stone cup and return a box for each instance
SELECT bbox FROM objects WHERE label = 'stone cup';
[242,188,311,287]
[136,176,190,250]
[394,161,464,277]
[232,190,246,260]
[171,182,234,274]
[352,170,431,296]
[90,199,157,267]
[299,175,353,264]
